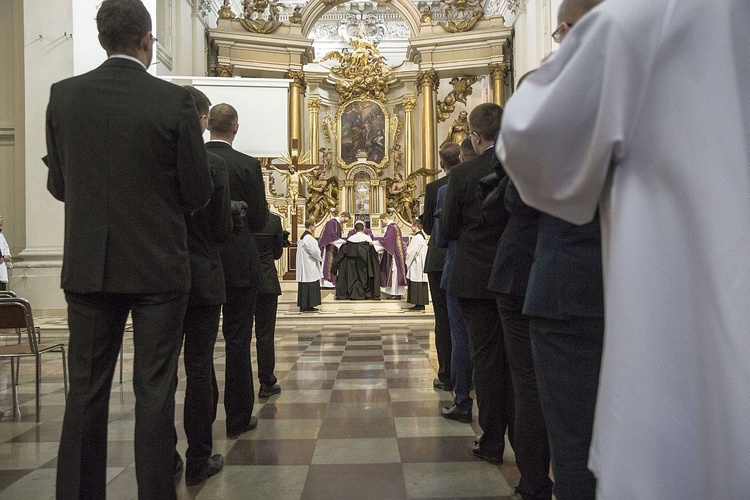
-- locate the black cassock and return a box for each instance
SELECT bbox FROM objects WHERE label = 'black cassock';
[331,241,381,300]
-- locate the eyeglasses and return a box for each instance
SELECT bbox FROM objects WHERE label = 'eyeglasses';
[552,22,572,43]
[150,33,158,43]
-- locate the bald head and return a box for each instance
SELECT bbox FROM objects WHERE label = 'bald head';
[558,0,603,25]
[208,103,239,141]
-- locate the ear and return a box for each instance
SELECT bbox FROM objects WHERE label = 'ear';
[98,34,110,55]
[232,123,239,135]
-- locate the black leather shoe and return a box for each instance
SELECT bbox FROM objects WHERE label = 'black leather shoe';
[174,455,184,481]
[227,415,258,439]
[441,405,472,423]
[185,454,224,486]
[472,443,503,464]
[407,305,425,311]
[259,383,281,398]
[432,378,452,391]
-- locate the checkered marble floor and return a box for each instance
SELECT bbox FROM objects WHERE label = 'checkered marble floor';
[0,322,520,499]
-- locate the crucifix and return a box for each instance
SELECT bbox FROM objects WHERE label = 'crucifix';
[267,139,324,216]
[268,139,324,279]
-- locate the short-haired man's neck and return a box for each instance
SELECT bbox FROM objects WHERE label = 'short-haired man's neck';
[100,32,153,70]
[473,134,495,156]
[209,128,237,146]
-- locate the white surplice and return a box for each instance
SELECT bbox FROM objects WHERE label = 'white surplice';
[496,1,750,498]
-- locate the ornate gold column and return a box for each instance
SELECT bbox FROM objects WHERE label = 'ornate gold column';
[307,98,321,162]
[287,70,307,153]
[489,63,508,106]
[402,96,416,178]
[416,70,439,181]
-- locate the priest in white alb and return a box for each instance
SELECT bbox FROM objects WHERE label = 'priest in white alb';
[496,0,750,498]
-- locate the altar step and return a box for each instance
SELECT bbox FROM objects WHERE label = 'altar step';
[29,282,435,338]
[275,281,435,325]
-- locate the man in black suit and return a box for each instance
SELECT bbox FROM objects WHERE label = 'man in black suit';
[422,143,457,391]
[45,1,213,498]
[174,86,233,486]
[253,211,284,398]
[523,210,604,500]
[442,103,514,463]
[205,103,268,438]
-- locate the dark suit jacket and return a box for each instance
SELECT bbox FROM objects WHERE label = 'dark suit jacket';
[488,181,540,297]
[205,141,268,288]
[422,176,448,273]
[253,212,283,296]
[441,148,508,300]
[45,57,213,294]
[523,211,604,319]
[186,152,234,306]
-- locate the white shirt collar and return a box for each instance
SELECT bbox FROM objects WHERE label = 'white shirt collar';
[209,139,232,146]
[109,54,148,71]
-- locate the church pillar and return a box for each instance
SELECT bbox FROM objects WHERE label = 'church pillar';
[307,98,321,162]
[402,96,416,179]
[417,70,439,182]
[287,70,306,154]
[191,10,206,76]
[489,63,508,106]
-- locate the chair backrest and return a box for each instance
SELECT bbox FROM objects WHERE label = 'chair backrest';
[0,291,17,298]
[0,297,39,352]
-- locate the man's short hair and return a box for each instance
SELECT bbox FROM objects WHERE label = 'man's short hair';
[183,86,211,117]
[208,103,238,135]
[96,0,152,55]
[304,219,315,229]
[340,212,351,219]
[354,221,365,232]
[379,212,389,221]
[468,103,504,142]
[460,137,478,161]
[439,142,462,168]
[412,219,423,229]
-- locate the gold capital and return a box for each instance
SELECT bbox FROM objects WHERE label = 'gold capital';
[402,96,417,112]
[416,70,439,94]
[307,99,321,112]
[215,63,235,77]
[287,70,308,93]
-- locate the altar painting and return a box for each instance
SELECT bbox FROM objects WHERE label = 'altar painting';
[339,99,387,165]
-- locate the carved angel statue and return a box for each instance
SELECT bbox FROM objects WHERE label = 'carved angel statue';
[306,169,339,221]
[319,147,334,170]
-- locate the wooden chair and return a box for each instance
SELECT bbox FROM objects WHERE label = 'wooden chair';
[0,297,68,421]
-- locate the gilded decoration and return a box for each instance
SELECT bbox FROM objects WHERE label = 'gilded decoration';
[307,99,321,112]
[321,36,393,103]
[218,0,236,19]
[416,70,439,94]
[420,5,434,23]
[287,70,308,93]
[441,110,470,147]
[214,63,235,77]
[402,96,417,112]
[239,0,283,34]
[383,168,436,222]
[437,75,478,122]
[337,99,389,170]
[306,169,340,221]
[290,6,302,24]
[439,0,484,33]
[489,62,510,80]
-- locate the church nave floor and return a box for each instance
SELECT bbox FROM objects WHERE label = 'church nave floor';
[0,321,520,499]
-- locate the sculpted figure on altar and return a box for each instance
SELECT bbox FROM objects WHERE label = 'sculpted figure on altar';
[441,110,470,148]
[306,170,339,221]
[385,172,417,222]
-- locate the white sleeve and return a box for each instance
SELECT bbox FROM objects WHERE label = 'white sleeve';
[497,8,649,224]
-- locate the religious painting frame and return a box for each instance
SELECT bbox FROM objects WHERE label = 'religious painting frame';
[337,98,389,171]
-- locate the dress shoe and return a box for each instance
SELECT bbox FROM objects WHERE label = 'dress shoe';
[441,404,472,423]
[385,295,402,300]
[259,383,281,398]
[302,307,319,312]
[227,415,258,439]
[185,454,224,486]
[472,442,503,464]
[432,377,452,391]
[174,455,184,481]
[407,305,425,311]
